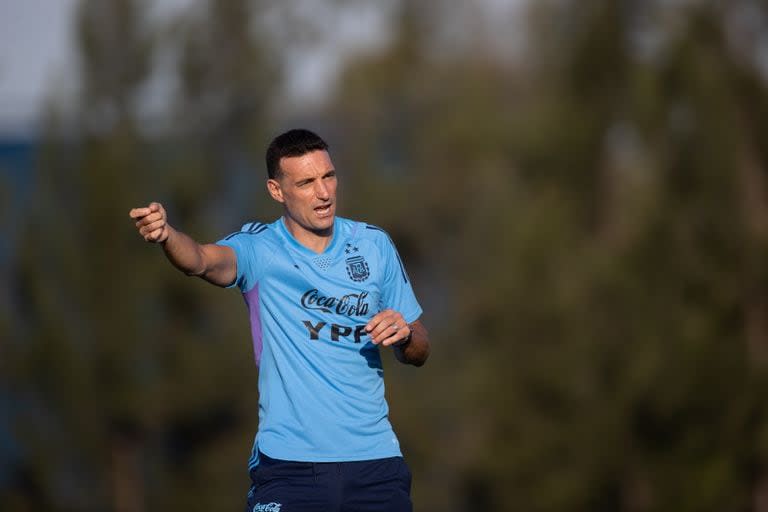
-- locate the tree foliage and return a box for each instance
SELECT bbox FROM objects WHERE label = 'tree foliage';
[4,0,768,511]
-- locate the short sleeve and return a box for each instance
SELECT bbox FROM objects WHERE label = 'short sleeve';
[216,222,268,293]
[378,232,423,324]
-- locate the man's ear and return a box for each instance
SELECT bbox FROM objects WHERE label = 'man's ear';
[267,178,284,203]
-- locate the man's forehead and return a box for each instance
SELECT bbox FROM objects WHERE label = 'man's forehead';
[279,150,334,178]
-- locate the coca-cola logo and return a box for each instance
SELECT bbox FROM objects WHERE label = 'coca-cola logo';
[300,289,370,317]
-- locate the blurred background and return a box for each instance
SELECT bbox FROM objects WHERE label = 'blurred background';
[2,0,768,510]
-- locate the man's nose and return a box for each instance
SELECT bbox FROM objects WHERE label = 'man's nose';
[315,180,329,199]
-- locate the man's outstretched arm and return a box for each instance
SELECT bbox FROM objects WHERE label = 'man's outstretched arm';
[129,202,236,287]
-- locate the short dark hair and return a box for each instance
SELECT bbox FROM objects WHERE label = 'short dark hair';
[266,129,329,179]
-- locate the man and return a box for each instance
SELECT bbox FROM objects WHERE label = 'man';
[129,129,430,512]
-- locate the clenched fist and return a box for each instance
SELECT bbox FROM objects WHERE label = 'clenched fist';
[129,202,170,243]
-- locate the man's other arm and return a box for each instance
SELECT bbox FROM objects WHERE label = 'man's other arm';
[367,312,430,367]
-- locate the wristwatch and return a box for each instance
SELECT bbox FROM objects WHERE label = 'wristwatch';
[395,325,413,347]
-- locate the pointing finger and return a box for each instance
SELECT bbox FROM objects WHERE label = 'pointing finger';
[129,207,151,219]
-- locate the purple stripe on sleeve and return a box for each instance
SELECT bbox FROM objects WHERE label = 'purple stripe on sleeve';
[243,283,263,366]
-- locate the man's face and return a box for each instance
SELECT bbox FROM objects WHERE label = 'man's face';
[267,149,338,235]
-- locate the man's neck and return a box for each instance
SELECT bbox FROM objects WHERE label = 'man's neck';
[283,216,334,254]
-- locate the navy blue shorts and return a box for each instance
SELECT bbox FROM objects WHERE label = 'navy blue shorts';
[244,452,412,512]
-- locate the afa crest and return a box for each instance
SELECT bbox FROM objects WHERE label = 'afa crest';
[345,255,370,282]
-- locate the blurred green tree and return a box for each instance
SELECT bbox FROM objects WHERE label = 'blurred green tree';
[327,0,768,510]
[3,0,278,510]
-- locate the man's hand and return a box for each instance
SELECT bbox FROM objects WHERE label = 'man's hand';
[366,309,411,347]
[367,310,430,366]
[129,202,170,243]
[128,202,236,286]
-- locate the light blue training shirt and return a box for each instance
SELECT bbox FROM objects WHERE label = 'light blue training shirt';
[217,216,422,468]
